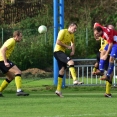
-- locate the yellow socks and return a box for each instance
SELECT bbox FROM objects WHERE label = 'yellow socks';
[93,67,97,72]
[57,77,62,91]
[15,75,22,92]
[69,67,77,81]
[0,79,11,92]
[106,81,112,94]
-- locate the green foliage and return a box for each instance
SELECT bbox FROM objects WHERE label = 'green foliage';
[9,29,53,70]
[0,14,54,70]
[1,0,117,70]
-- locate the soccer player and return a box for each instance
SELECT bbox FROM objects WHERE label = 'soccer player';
[92,25,114,97]
[0,30,29,97]
[94,23,117,97]
[54,22,83,97]
[92,25,114,75]
[92,37,109,75]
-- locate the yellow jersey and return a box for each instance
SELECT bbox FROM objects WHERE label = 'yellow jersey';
[0,38,16,61]
[99,37,108,51]
[54,29,74,53]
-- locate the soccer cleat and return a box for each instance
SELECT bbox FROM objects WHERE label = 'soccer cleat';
[104,93,112,98]
[0,92,4,97]
[73,80,84,85]
[55,90,64,98]
[16,90,29,96]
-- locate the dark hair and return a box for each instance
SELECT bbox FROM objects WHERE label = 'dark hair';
[69,22,77,27]
[94,26,103,32]
[13,30,21,37]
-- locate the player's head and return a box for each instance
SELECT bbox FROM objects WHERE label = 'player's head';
[107,25,114,29]
[13,30,22,42]
[94,26,103,39]
[68,22,77,33]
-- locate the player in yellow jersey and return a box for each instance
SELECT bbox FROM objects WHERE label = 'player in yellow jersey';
[92,37,109,75]
[0,31,29,97]
[92,25,114,98]
[54,22,83,97]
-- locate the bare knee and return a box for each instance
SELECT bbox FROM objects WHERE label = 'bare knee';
[67,60,74,66]
[15,70,22,75]
[109,57,115,63]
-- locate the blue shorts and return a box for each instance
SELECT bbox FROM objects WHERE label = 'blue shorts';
[104,44,117,58]
[104,44,109,51]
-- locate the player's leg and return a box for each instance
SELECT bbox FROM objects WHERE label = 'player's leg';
[0,72,14,97]
[9,65,22,92]
[100,44,117,81]
[54,51,66,97]
[106,57,114,77]
[92,52,100,75]
[0,60,14,97]
[9,65,29,96]
[103,55,113,97]
[92,62,98,74]
[67,60,83,85]
[99,44,108,74]
[105,72,113,97]
[55,66,65,97]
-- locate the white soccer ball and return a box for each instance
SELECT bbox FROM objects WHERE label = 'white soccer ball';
[38,25,47,34]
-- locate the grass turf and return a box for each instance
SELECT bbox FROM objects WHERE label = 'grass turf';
[0,78,117,117]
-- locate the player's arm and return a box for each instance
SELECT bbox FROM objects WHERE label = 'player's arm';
[0,46,7,63]
[105,31,114,56]
[0,46,10,67]
[105,43,113,56]
[56,39,72,49]
[70,42,75,56]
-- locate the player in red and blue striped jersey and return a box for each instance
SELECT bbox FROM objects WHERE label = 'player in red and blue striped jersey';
[94,23,117,83]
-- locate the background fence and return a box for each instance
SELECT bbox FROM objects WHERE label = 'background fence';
[66,59,117,86]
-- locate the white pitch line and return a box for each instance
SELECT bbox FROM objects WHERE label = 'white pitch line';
[37,113,117,117]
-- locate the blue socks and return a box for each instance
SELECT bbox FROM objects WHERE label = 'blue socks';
[99,59,106,73]
[106,63,114,77]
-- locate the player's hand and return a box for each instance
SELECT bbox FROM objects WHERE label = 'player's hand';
[70,52,74,56]
[4,62,10,67]
[67,46,72,50]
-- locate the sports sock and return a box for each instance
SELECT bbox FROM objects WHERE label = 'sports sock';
[106,63,114,76]
[99,59,106,72]
[57,76,63,91]
[106,81,112,94]
[93,67,97,72]
[69,66,77,81]
[0,79,11,92]
[15,74,22,92]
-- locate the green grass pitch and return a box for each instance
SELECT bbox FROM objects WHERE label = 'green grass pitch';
[0,78,117,117]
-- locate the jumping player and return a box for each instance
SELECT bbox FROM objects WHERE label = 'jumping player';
[54,22,83,97]
[94,23,117,81]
